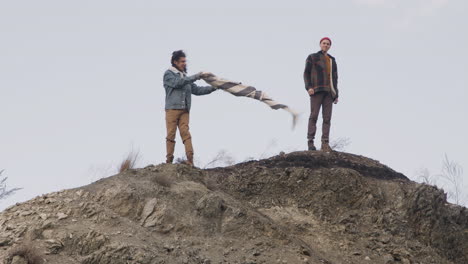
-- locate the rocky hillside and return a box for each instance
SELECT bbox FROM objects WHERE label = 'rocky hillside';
[1,151,467,264]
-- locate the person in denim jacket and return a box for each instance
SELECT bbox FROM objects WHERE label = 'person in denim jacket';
[163,50,216,166]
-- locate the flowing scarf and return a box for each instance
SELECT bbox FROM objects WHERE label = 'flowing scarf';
[201,73,299,129]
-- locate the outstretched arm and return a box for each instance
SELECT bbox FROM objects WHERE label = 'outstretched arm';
[164,71,200,89]
[191,83,216,96]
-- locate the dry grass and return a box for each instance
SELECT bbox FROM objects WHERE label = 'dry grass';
[203,150,236,169]
[118,150,140,173]
[8,241,44,264]
[174,157,187,164]
[330,137,351,151]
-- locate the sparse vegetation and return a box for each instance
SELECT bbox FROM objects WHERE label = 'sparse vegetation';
[0,170,22,201]
[440,154,465,205]
[259,139,278,159]
[118,150,140,173]
[174,157,187,164]
[330,137,351,151]
[204,150,236,169]
[415,154,466,206]
[416,168,436,186]
[8,241,44,264]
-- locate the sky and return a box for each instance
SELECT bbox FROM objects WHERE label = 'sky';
[1,0,467,210]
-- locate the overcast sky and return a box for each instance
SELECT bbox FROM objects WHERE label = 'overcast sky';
[1,0,467,210]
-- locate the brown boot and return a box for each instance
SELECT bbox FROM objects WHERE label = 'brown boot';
[166,138,175,164]
[321,142,333,152]
[186,153,194,167]
[308,140,316,151]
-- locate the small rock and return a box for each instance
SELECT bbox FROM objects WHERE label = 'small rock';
[57,213,68,220]
[42,229,54,239]
[380,236,391,244]
[163,244,174,252]
[45,239,64,254]
[11,256,28,264]
[39,213,48,220]
[0,237,11,247]
[383,254,394,263]
[301,247,311,256]
[45,198,56,204]
[19,211,33,217]
[352,251,361,256]
[365,256,371,261]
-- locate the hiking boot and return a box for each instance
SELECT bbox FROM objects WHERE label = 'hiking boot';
[321,142,333,152]
[186,154,194,167]
[308,141,316,151]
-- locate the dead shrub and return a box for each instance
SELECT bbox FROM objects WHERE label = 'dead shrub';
[204,150,236,169]
[330,137,351,151]
[0,170,22,200]
[8,241,44,264]
[174,157,187,164]
[118,150,140,173]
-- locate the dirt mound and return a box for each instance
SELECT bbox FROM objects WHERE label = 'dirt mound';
[1,151,467,264]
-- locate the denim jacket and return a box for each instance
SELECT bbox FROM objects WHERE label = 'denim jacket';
[163,67,216,111]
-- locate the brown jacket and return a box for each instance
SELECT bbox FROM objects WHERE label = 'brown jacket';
[303,50,339,99]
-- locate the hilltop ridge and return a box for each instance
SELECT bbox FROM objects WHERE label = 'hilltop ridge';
[1,151,467,264]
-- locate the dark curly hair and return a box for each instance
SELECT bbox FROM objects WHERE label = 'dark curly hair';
[171,50,186,67]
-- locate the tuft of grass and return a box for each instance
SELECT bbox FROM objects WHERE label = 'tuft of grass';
[119,150,140,173]
[8,242,44,264]
[174,157,187,164]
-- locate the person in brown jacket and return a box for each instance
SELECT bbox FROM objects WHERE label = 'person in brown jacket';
[163,50,216,166]
[303,37,339,152]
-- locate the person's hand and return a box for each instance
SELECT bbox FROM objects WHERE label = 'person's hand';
[307,88,315,95]
[200,72,214,79]
[195,72,204,80]
[334,98,339,104]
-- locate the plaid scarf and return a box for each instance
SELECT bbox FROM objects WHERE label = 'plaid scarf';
[201,73,299,128]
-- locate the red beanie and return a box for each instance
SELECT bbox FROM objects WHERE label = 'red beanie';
[320,37,332,45]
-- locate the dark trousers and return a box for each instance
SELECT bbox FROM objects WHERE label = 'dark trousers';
[307,92,333,146]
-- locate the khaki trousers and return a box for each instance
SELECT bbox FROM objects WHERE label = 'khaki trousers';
[307,92,333,146]
[165,109,193,162]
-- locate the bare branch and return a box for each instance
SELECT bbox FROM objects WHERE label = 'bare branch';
[204,150,236,169]
[439,154,464,205]
[416,168,436,186]
[330,137,351,151]
[0,170,22,200]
